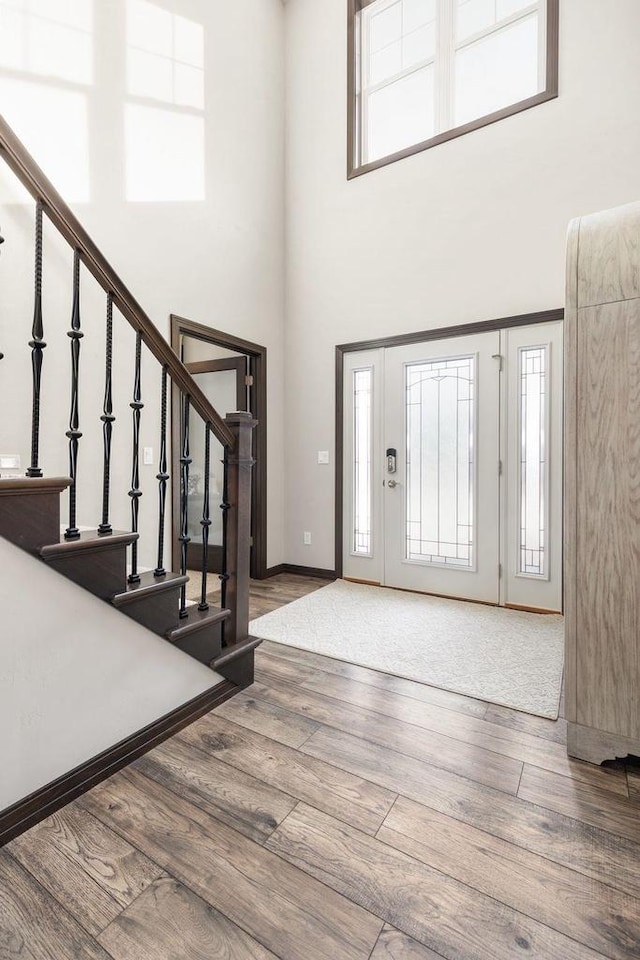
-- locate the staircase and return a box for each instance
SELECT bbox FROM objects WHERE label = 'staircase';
[0,115,261,842]
[0,475,260,674]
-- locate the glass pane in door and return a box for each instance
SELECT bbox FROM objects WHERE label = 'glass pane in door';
[353,367,373,555]
[405,355,476,567]
[187,369,237,558]
[519,344,547,577]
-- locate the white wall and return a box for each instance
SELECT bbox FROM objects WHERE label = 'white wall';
[0,0,285,569]
[283,0,640,569]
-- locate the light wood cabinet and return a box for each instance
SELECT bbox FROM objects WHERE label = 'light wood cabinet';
[565,201,640,764]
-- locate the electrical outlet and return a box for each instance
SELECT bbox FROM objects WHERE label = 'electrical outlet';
[0,454,20,470]
[143,446,154,465]
[303,531,312,545]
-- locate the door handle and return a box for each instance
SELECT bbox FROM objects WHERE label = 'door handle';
[387,479,399,488]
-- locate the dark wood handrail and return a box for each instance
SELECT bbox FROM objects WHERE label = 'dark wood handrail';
[0,113,234,449]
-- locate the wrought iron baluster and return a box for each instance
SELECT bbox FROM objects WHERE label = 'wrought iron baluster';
[128,330,143,583]
[27,200,45,478]
[98,293,115,534]
[198,424,212,611]
[178,394,192,618]
[154,366,169,577]
[219,446,230,644]
[65,249,83,540]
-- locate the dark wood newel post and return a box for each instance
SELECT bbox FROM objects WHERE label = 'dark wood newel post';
[224,412,256,647]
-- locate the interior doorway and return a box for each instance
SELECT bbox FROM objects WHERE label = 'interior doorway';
[170,315,267,580]
[337,311,563,613]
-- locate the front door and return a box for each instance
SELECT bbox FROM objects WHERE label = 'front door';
[383,332,501,603]
[342,320,563,612]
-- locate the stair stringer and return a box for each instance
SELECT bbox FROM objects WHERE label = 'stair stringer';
[0,534,225,813]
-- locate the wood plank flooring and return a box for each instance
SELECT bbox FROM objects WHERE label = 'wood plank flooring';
[3,573,640,960]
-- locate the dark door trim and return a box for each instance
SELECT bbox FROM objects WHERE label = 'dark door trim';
[185,356,248,415]
[171,315,268,580]
[334,308,564,578]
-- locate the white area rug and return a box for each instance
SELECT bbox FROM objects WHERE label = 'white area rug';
[250,579,564,719]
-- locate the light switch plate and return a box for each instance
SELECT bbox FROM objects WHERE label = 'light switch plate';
[143,446,154,465]
[317,450,330,465]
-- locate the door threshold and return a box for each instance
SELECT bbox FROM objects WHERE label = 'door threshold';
[343,577,381,587]
[505,602,562,615]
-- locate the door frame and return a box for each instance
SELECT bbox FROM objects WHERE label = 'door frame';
[183,356,248,574]
[170,315,268,580]
[335,308,564,579]
[184,356,248,414]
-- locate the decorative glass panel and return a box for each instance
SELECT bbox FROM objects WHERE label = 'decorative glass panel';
[353,368,373,555]
[519,346,547,576]
[406,355,475,567]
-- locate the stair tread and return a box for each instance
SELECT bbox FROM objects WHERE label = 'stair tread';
[111,570,189,606]
[213,635,262,669]
[167,605,231,643]
[0,476,71,495]
[40,530,138,559]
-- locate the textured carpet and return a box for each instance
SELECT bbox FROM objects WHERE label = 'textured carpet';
[249,579,564,719]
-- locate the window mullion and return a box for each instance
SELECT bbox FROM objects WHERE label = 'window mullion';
[436,0,455,134]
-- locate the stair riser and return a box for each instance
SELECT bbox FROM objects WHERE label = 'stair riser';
[119,588,184,637]
[44,546,128,600]
[173,624,223,665]
[0,492,61,553]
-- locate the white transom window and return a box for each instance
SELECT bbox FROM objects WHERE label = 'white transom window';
[350,0,557,175]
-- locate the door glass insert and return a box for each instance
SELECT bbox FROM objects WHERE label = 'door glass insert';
[406,355,475,567]
[519,345,547,577]
[187,369,236,552]
[353,367,373,555]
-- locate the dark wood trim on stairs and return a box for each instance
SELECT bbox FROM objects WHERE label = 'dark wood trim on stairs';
[265,564,336,580]
[0,679,237,847]
[334,309,565,577]
[213,636,262,687]
[0,476,70,553]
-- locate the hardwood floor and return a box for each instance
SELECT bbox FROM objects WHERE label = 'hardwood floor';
[2,573,640,959]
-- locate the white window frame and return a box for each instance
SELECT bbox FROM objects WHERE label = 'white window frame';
[350,0,557,176]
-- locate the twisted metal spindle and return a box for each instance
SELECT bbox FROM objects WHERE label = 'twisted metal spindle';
[65,250,83,540]
[219,447,230,644]
[198,425,212,611]
[27,200,46,478]
[178,394,192,618]
[154,366,169,577]
[98,293,115,534]
[128,331,143,583]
